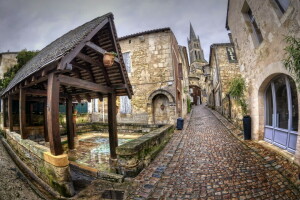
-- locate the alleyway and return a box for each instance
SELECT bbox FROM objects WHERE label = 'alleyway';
[131,105,300,199]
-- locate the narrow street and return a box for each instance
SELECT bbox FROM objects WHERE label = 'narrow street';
[131,105,300,199]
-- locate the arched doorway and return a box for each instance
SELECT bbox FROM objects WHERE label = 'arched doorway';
[152,94,169,124]
[189,85,201,105]
[264,75,298,153]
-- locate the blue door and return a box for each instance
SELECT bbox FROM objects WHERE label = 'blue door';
[264,75,298,153]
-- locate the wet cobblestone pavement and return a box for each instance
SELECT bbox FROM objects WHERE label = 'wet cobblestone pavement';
[129,105,300,199]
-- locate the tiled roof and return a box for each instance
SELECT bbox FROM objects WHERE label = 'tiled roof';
[3,13,113,95]
[118,28,171,40]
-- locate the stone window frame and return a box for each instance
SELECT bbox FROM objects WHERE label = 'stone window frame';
[269,0,294,26]
[241,1,264,48]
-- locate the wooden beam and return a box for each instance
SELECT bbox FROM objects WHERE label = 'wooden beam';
[71,61,95,82]
[76,53,111,85]
[77,53,100,66]
[3,98,8,128]
[8,95,13,131]
[108,18,132,98]
[47,73,63,156]
[66,96,75,150]
[57,18,109,70]
[26,89,67,98]
[58,74,113,93]
[71,62,90,72]
[85,41,120,63]
[44,100,49,142]
[108,92,118,159]
[19,88,27,139]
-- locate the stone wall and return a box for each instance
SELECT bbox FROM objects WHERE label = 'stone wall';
[69,122,162,135]
[207,43,241,125]
[0,52,18,78]
[227,0,300,162]
[116,124,174,177]
[117,30,182,124]
[4,129,74,197]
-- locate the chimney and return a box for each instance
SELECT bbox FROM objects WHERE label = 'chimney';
[228,33,233,44]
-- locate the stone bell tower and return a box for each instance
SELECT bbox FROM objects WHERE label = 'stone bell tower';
[187,23,208,105]
[188,23,206,66]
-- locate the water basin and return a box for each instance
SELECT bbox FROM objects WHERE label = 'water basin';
[69,136,133,172]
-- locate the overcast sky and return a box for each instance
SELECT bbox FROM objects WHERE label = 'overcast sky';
[0,0,229,61]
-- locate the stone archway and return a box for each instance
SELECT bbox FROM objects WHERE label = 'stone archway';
[148,89,175,124]
[152,94,169,124]
[189,85,201,105]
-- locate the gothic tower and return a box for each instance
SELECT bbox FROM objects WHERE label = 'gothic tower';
[187,23,208,105]
[188,23,207,65]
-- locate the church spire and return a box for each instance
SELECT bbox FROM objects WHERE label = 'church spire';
[188,23,207,63]
[189,23,197,40]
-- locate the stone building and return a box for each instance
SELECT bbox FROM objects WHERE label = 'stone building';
[0,52,18,78]
[226,0,300,163]
[178,45,190,117]
[208,41,241,125]
[188,23,208,105]
[90,28,189,125]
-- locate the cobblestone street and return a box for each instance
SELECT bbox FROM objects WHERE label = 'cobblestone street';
[130,105,300,199]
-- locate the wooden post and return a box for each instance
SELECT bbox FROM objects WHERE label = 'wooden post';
[72,104,77,136]
[8,95,13,131]
[3,98,7,128]
[43,101,49,142]
[47,73,63,156]
[108,92,118,159]
[66,96,75,149]
[19,88,27,139]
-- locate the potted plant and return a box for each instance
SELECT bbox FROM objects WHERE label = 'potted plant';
[103,52,117,67]
[228,76,251,140]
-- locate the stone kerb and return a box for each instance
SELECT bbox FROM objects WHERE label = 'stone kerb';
[4,129,75,197]
[116,124,174,177]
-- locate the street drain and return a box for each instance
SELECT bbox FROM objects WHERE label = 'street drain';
[101,190,124,199]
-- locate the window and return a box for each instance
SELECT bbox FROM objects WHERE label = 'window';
[247,8,263,44]
[122,52,131,73]
[120,96,131,114]
[275,0,290,13]
[93,99,98,112]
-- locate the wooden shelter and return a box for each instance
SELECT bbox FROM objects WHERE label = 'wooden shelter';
[1,13,133,158]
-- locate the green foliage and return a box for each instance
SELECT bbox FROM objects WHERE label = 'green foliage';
[0,49,39,90]
[229,77,248,116]
[59,113,66,128]
[283,36,300,88]
[228,77,245,98]
[187,97,192,113]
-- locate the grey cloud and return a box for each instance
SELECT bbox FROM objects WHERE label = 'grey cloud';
[0,0,229,60]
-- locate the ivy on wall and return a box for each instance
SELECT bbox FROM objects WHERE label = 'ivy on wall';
[228,76,248,116]
[284,36,300,88]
